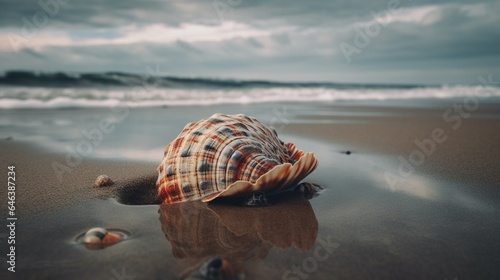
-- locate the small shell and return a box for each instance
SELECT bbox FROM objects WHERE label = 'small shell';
[95,175,114,187]
[83,227,122,245]
[156,113,318,204]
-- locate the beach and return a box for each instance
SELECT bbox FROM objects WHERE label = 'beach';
[2,0,499,277]
[1,98,500,279]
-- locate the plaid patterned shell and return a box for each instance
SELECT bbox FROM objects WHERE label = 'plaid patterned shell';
[156,113,318,204]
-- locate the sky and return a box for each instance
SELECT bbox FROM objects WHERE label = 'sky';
[0,0,499,85]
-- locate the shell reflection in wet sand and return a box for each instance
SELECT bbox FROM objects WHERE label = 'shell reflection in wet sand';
[159,185,321,279]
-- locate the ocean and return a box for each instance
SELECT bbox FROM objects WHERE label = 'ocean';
[1,71,499,109]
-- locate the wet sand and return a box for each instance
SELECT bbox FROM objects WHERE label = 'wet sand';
[1,101,500,279]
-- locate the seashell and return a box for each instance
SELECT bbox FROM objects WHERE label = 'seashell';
[94,175,114,187]
[156,113,318,204]
[83,227,123,246]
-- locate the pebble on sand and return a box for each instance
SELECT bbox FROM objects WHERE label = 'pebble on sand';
[94,175,114,187]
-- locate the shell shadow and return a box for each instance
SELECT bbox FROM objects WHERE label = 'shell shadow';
[159,185,321,278]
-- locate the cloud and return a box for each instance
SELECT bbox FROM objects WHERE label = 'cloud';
[271,33,290,45]
[336,3,500,62]
[0,0,498,84]
[0,21,277,52]
[246,37,262,48]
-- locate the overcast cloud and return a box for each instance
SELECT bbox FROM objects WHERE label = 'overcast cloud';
[0,0,499,85]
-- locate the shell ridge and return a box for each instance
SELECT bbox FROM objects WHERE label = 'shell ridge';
[185,114,256,196]
[189,115,228,198]
[211,115,283,194]
[223,139,260,184]
[159,116,218,203]
[202,151,318,202]
[214,137,262,190]
[178,131,194,202]
[246,154,279,183]
[205,135,251,192]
